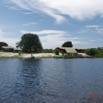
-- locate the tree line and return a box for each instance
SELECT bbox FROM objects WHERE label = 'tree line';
[0,33,73,53]
[86,48,103,58]
[1,33,103,58]
[0,33,54,53]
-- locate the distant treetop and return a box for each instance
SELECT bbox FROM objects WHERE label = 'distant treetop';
[62,41,73,47]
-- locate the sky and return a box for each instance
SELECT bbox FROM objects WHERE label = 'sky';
[0,0,103,49]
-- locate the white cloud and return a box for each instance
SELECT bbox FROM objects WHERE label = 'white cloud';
[21,30,66,35]
[20,29,81,48]
[97,28,103,34]
[22,22,37,26]
[85,25,103,33]
[7,0,103,23]
[0,29,12,35]
[85,25,101,29]
[0,36,19,47]
[0,29,5,35]
[6,5,21,10]
[23,12,33,15]
[78,25,103,34]
[7,0,31,10]
[0,29,19,47]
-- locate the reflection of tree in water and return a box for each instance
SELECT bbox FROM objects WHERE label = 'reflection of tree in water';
[12,59,45,103]
[77,94,103,103]
[20,59,41,86]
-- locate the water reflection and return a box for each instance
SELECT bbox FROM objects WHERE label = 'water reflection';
[0,58,103,103]
[13,59,43,103]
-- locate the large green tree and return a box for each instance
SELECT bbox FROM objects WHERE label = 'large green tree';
[17,33,43,53]
[62,41,73,47]
[0,42,8,50]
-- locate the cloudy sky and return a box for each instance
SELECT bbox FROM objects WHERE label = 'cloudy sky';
[0,0,103,49]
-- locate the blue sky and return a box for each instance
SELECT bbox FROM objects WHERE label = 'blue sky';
[0,0,103,49]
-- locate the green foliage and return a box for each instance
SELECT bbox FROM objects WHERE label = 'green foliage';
[43,49,54,53]
[17,33,43,53]
[62,41,73,47]
[0,42,8,50]
[55,48,59,55]
[86,48,103,57]
[86,48,97,56]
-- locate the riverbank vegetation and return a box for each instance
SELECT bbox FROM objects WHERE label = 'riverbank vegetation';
[1,33,103,58]
[86,47,103,58]
[42,49,54,53]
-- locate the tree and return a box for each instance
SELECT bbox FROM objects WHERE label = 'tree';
[55,47,60,55]
[86,48,103,57]
[62,41,73,47]
[17,33,43,53]
[0,42,8,50]
[86,48,98,56]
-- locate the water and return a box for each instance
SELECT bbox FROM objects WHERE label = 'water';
[0,58,103,103]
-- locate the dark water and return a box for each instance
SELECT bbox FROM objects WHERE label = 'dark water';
[0,58,103,103]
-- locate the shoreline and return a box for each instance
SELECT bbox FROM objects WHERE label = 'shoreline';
[0,52,91,58]
[0,52,55,58]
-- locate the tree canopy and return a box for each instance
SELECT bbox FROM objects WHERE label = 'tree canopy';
[86,48,103,57]
[0,42,8,50]
[62,41,73,47]
[17,33,43,53]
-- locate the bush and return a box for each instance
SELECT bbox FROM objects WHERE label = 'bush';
[86,48,103,57]
[55,49,59,55]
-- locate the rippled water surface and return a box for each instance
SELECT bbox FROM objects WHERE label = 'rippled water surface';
[0,58,103,103]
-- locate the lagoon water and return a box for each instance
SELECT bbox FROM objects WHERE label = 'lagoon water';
[0,58,103,103]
